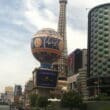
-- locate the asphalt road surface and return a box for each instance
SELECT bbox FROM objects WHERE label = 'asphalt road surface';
[0,105,24,110]
[0,105,10,110]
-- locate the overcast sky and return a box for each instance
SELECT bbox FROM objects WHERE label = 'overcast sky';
[0,0,109,92]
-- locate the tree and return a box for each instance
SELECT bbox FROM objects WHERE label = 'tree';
[29,94,38,107]
[37,96,50,110]
[61,91,83,110]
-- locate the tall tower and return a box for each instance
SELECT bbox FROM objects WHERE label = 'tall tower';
[57,0,68,78]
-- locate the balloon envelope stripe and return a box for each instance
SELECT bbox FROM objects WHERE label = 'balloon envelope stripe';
[32,48,61,55]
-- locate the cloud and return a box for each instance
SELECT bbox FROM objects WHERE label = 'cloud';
[0,0,40,92]
[24,0,57,30]
[0,44,40,92]
[0,0,110,92]
[67,26,87,54]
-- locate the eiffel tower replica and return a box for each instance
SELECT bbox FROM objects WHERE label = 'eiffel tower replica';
[52,0,68,97]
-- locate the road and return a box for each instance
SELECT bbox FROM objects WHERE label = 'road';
[0,105,10,110]
[0,105,19,110]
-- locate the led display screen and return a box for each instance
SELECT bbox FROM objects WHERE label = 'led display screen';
[36,69,58,88]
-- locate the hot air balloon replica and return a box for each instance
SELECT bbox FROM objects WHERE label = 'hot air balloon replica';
[31,28,63,89]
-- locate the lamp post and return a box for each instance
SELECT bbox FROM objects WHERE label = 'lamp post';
[97,75,100,95]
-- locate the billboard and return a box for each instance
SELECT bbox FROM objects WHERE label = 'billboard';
[36,69,58,88]
[31,37,63,50]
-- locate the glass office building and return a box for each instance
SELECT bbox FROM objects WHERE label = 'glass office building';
[87,4,110,96]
